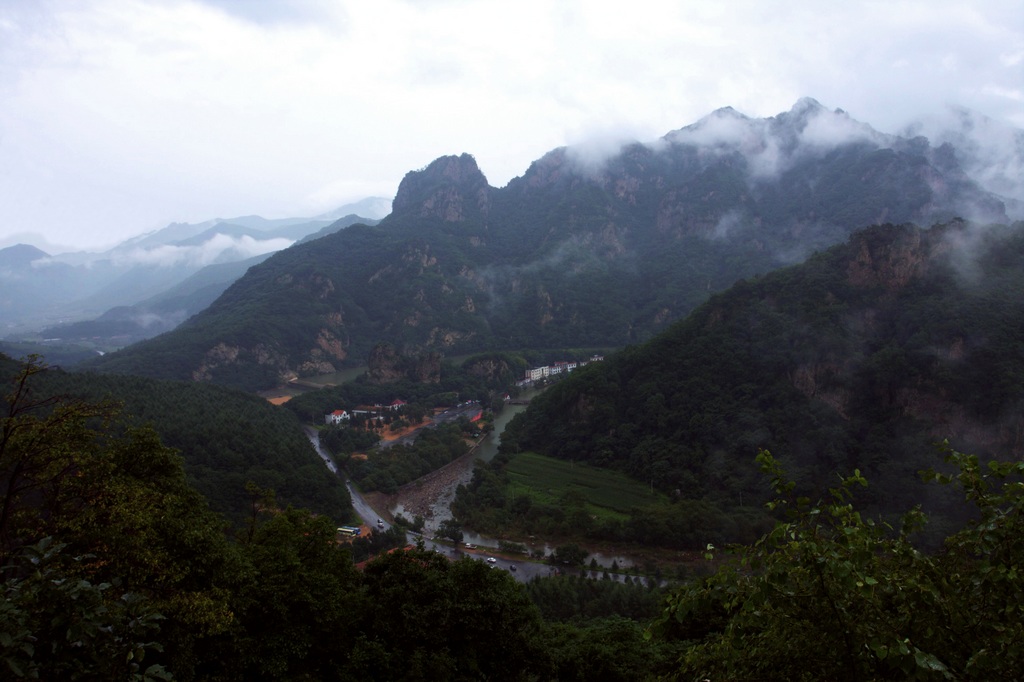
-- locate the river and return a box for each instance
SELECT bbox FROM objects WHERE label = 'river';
[305,391,638,577]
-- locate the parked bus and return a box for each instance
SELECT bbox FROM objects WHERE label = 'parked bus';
[336,525,362,537]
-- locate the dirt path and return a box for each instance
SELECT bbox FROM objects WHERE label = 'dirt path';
[379,419,428,443]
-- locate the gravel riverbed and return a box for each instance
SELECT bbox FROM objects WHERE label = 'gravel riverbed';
[365,444,480,532]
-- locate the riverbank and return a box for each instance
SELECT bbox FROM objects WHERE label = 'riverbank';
[364,438,481,527]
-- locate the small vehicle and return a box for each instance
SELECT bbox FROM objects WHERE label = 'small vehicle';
[486,557,497,564]
[464,543,476,549]
[509,564,517,572]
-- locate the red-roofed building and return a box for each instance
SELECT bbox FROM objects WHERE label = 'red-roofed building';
[325,409,350,425]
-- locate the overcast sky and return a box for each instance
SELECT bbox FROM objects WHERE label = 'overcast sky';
[1,0,1021,252]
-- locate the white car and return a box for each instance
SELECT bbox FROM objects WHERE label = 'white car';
[486,557,497,564]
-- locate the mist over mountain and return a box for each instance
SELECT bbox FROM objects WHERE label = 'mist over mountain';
[902,105,1024,218]
[86,99,1015,391]
[0,210,379,339]
[315,196,393,221]
[32,254,273,346]
[0,243,50,268]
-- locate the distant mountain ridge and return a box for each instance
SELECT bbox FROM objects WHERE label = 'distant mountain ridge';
[0,243,49,268]
[34,254,273,345]
[86,99,1017,390]
[0,207,381,337]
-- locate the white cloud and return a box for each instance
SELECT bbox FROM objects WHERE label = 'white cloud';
[0,0,1021,250]
[798,110,882,149]
[112,234,294,268]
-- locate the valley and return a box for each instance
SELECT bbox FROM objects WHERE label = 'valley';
[4,97,1023,680]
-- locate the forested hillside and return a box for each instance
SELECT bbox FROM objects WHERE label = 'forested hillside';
[2,353,1021,679]
[86,100,1010,391]
[0,354,350,526]
[495,219,1024,545]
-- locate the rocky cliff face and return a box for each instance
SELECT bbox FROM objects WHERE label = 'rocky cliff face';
[845,223,950,291]
[367,343,442,384]
[392,154,492,224]
[792,220,1024,456]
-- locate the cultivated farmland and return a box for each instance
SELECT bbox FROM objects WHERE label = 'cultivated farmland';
[506,452,667,520]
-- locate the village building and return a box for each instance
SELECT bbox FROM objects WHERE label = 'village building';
[325,409,350,425]
[523,356,601,382]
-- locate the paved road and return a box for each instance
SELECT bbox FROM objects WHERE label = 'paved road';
[407,536,557,583]
[305,426,381,525]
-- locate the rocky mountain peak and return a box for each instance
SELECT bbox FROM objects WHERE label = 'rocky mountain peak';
[392,153,492,222]
[660,97,895,181]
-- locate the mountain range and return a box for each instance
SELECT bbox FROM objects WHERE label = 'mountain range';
[85,98,1018,391]
[0,200,389,342]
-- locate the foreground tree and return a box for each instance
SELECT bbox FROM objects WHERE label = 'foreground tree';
[0,357,111,560]
[351,548,545,680]
[649,447,1024,681]
[1,538,171,681]
[1,357,238,678]
[218,508,364,680]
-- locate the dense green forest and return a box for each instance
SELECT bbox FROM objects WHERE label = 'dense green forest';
[3,356,1021,679]
[470,220,1024,548]
[0,353,351,527]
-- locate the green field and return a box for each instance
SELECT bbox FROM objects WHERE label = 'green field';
[506,451,666,520]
